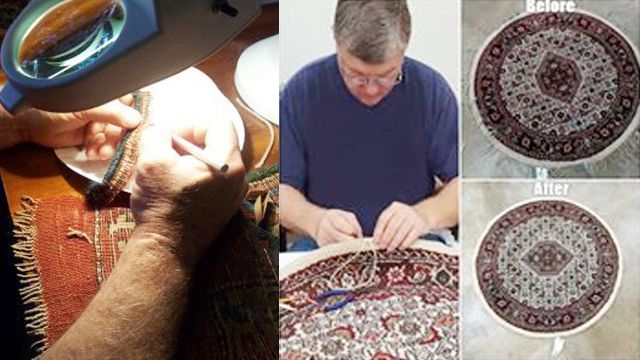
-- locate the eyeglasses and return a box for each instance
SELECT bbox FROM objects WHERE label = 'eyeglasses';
[343,70,403,89]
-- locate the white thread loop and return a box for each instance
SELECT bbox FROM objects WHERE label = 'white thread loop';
[328,239,379,292]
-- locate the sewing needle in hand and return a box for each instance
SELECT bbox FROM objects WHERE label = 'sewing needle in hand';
[171,133,229,173]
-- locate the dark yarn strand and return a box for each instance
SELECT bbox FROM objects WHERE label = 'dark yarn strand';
[86,91,151,207]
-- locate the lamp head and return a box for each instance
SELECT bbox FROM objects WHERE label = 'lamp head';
[0,0,259,113]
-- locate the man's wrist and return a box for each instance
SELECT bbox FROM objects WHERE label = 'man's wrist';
[412,202,438,232]
[128,226,196,272]
[304,207,326,240]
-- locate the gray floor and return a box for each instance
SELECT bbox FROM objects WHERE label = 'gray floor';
[461,0,640,178]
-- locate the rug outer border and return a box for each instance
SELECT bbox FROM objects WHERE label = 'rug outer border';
[279,238,460,281]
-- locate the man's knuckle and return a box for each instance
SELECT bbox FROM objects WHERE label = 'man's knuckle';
[139,158,173,175]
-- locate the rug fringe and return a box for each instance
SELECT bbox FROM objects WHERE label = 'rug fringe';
[10,196,49,356]
[584,129,640,177]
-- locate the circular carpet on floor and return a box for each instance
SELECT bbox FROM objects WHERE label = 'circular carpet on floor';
[471,11,640,167]
[475,199,621,337]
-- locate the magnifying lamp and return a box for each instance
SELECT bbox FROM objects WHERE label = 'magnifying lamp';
[0,0,260,114]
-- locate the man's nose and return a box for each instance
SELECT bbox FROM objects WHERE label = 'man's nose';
[364,81,381,96]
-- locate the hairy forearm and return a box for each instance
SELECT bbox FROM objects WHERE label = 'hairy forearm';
[413,177,459,230]
[0,106,29,150]
[280,184,325,237]
[43,231,190,359]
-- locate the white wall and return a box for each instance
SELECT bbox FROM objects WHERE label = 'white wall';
[280,0,461,97]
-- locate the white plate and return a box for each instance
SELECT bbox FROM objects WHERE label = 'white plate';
[54,68,245,193]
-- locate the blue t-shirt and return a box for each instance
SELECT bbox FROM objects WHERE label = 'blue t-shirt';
[280,55,458,236]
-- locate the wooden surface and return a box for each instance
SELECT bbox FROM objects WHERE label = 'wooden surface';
[0,4,279,217]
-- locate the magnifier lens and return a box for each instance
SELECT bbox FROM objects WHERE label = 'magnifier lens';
[18,0,124,79]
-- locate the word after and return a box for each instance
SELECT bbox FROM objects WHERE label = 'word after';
[534,181,569,196]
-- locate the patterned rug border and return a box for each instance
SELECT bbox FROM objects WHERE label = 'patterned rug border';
[469,9,640,168]
[279,238,460,281]
[11,196,48,356]
[472,196,623,338]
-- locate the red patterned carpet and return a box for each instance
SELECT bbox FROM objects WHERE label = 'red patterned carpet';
[472,11,639,166]
[280,241,459,359]
[475,199,620,336]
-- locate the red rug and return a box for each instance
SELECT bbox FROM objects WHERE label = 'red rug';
[475,199,620,336]
[279,241,459,359]
[11,167,279,358]
[472,11,639,166]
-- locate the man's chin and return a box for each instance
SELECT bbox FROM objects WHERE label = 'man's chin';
[359,98,382,107]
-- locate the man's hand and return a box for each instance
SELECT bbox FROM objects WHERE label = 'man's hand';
[373,201,428,252]
[130,120,246,268]
[313,209,363,246]
[43,70,247,359]
[13,95,141,158]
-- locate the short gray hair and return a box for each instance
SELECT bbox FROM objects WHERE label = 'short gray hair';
[333,0,411,64]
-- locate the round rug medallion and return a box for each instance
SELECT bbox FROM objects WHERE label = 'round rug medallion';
[280,240,459,359]
[471,11,640,166]
[475,199,621,337]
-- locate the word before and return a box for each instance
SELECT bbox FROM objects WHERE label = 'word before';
[526,0,576,12]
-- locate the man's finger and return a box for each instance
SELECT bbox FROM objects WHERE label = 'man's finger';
[380,211,404,248]
[345,213,363,238]
[387,221,412,252]
[98,142,117,160]
[400,229,421,250]
[373,208,392,243]
[317,235,335,247]
[84,122,107,160]
[85,134,106,160]
[331,229,358,243]
[326,217,358,242]
[119,94,134,106]
[84,122,107,145]
[330,214,358,237]
[77,99,142,129]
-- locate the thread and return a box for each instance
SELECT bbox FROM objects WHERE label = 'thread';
[327,239,379,292]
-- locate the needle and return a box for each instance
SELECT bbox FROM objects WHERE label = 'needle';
[171,133,229,173]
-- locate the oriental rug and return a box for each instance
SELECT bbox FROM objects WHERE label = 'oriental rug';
[11,166,280,359]
[471,11,640,167]
[279,240,459,360]
[474,199,621,337]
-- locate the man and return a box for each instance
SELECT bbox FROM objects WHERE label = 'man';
[0,83,245,358]
[281,0,459,252]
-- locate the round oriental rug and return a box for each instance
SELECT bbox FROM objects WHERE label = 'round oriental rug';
[280,240,459,360]
[475,198,621,337]
[471,11,640,167]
